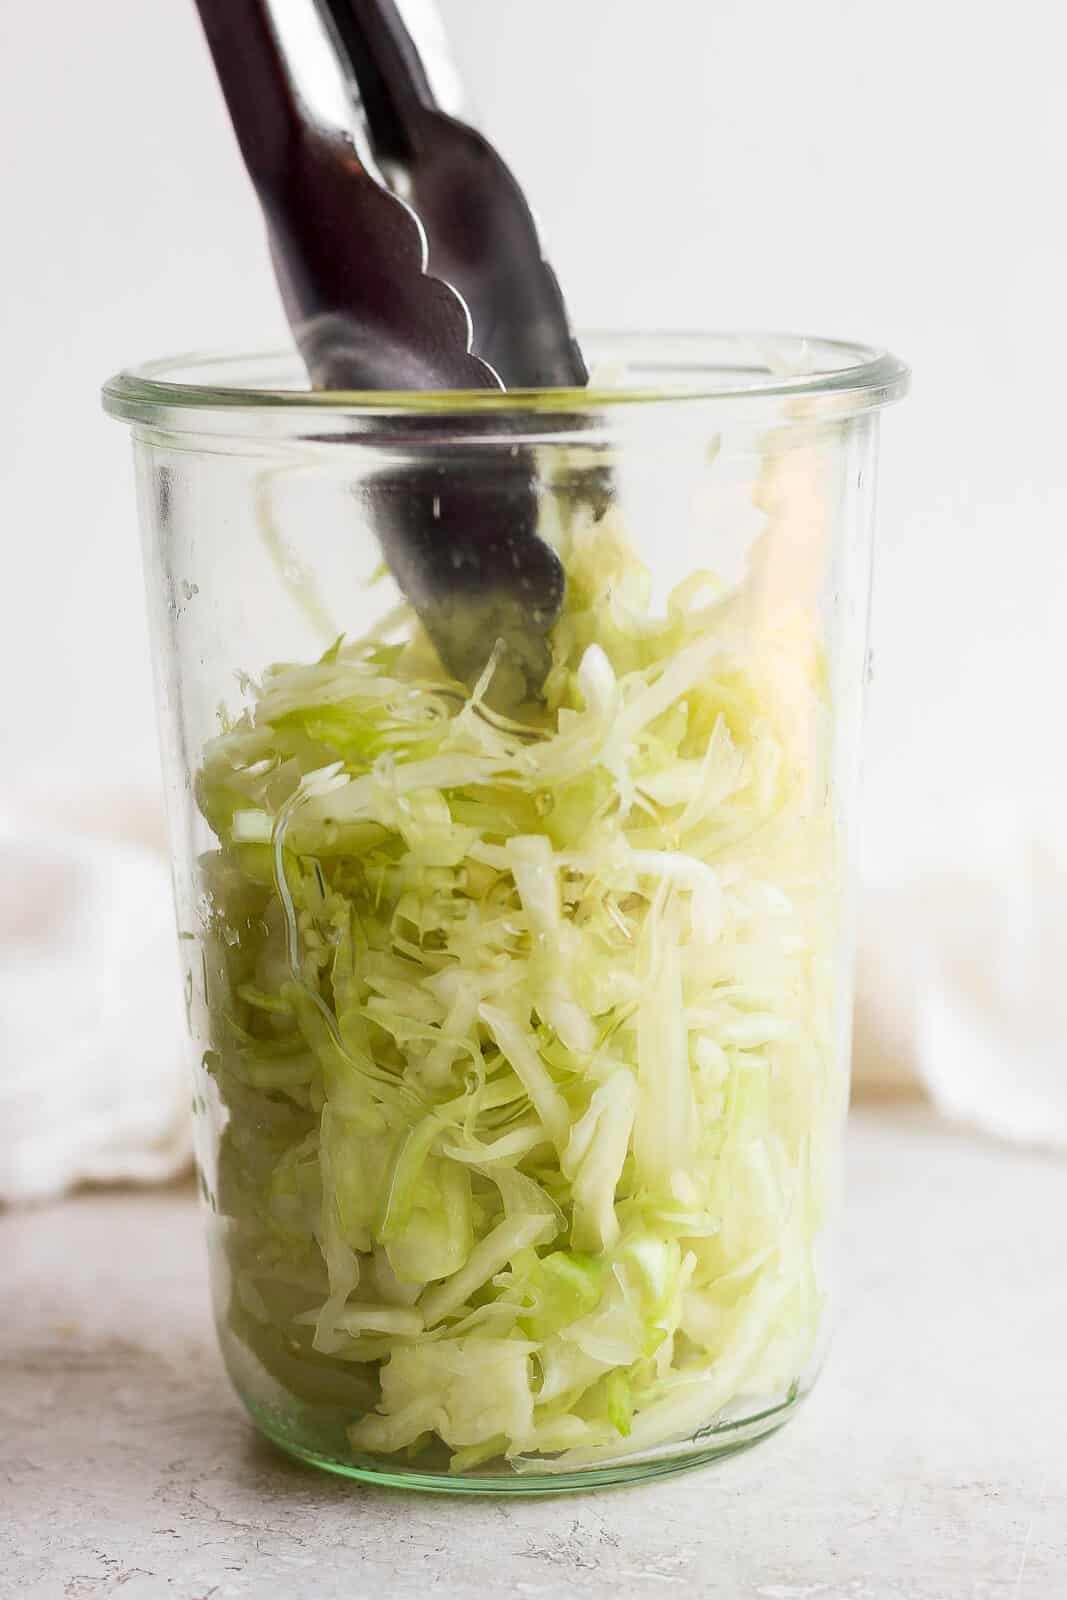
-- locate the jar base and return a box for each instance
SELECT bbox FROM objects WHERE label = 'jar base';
[240,1386,804,1496]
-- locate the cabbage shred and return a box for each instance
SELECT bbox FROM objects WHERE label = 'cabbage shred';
[197,506,838,1473]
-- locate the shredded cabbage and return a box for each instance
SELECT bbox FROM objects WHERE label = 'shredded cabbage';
[197,499,838,1475]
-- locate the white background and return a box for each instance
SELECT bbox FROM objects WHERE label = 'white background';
[1,0,1064,874]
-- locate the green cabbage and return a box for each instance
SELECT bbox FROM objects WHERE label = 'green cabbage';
[197,502,838,1474]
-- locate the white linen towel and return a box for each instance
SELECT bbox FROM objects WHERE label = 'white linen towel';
[0,804,190,1203]
[854,792,1067,1151]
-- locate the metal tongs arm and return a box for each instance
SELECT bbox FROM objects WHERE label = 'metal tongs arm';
[322,0,587,389]
[193,0,499,391]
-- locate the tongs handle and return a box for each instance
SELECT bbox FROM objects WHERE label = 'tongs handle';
[322,0,435,164]
[193,0,497,391]
[193,1,295,196]
[323,0,588,390]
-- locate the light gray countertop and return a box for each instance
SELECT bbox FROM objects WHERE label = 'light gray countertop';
[2,1105,1063,1600]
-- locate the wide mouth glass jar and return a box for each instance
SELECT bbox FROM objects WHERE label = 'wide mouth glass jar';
[104,333,907,1493]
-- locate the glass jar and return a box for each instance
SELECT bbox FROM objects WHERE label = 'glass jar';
[103,334,907,1492]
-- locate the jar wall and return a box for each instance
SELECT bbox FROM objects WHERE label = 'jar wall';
[117,343,898,1491]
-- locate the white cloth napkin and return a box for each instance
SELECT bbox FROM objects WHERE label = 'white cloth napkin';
[853,794,1067,1152]
[0,804,191,1204]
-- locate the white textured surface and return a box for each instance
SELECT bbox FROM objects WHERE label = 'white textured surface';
[2,1106,1063,1600]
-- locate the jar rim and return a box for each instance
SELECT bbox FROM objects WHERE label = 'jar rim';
[102,331,909,433]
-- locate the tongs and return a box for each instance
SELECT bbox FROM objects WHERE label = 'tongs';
[193,0,589,696]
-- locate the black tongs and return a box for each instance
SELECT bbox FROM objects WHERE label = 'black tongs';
[321,0,588,392]
[194,0,586,394]
[194,0,587,697]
